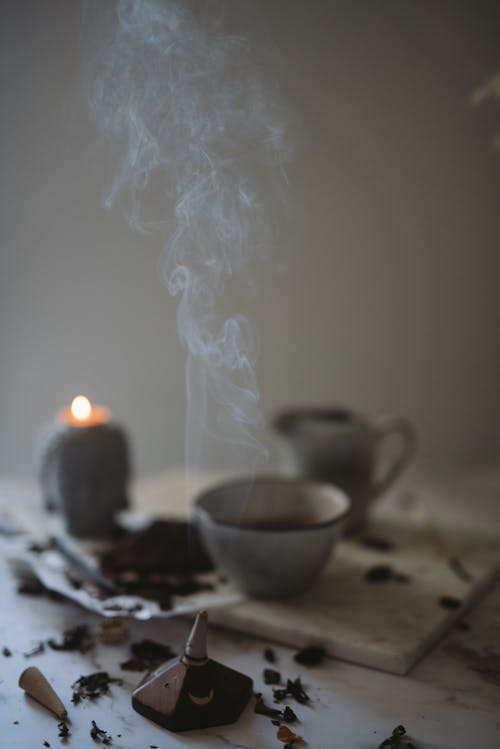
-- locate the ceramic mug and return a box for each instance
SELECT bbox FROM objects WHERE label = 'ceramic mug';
[193,477,351,598]
[272,406,416,533]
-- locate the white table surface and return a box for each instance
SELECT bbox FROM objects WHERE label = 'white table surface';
[1,465,499,749]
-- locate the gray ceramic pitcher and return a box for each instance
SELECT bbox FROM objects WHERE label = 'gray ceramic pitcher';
[272,406,416,533]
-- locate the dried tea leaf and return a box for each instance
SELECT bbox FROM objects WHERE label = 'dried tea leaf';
[71,672,122,704]
[90,719,112,744]
[48,625,93,653]
[277,725,302,744]
[263,668,281,684]
[282,706,298,723]
[377,724,416,749]
[273,677,309,704]
[57,722,70,740]
[294,646,326,666]
[264,647,276,663]
[254,694,298,723]
[131,639,175,661]
[120,639,176,671]
[254,693,283,721]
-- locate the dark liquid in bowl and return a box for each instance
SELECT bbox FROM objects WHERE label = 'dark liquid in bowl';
[239,514,319,530]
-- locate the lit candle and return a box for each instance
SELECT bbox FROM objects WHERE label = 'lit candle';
[58,395,111,428]
[38,395,130,538]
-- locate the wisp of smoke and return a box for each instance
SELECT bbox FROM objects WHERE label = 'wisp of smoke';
[82,0,291,478]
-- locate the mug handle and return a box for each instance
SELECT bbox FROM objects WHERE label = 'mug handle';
[371,416,416,498]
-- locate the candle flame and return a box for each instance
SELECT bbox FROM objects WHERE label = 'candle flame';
[71,395,92,422]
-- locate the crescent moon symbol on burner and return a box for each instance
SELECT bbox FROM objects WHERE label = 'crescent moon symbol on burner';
[187,688,215,706]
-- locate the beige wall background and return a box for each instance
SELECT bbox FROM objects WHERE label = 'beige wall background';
[1,0,500,478]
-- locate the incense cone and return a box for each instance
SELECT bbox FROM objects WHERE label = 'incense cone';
[184,609,208,661]
[19,667,67,720]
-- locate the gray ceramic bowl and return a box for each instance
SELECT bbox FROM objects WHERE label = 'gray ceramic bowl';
[193,476,351,599]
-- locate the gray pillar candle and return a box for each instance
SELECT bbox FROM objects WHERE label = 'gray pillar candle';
[38,396,130,538]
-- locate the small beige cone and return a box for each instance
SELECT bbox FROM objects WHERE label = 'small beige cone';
[19,666,67,720]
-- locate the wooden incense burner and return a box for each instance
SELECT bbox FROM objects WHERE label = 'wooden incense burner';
[132,610,253,732]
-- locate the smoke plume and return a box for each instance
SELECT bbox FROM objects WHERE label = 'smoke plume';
[83,0,291,478]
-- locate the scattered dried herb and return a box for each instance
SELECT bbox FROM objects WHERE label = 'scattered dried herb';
[377,724,415,748]
[254,694,298,723]
[360,535,394,552]
[71,672,122,704]
[13,720,19,725]
[273,678,309,705]
[294,645,326,666]
[264,647,276,663]
[48,624,93,653]
[263,669,281,685]
[120,639,175,671]
[455,620,470,632]
[44,742,50,747]
[23,641,45,658]
[277,724,302,745]
[365,565,411,583]
[282,706,298,723]
[57,722,70,740]
[90,720,112,744]
[439,596,461,610]
[2,646,12,656]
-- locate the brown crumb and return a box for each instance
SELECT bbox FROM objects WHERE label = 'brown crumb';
[98,618,129,645]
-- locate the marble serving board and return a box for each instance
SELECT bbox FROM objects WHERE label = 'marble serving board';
[207,511,500,675]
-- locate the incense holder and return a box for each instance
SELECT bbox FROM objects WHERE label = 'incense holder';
[132,611,253,731]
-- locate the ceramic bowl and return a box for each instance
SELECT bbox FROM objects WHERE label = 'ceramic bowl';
[192,476,351,599]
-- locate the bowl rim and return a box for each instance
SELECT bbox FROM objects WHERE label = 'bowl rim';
[192,474,352,532]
